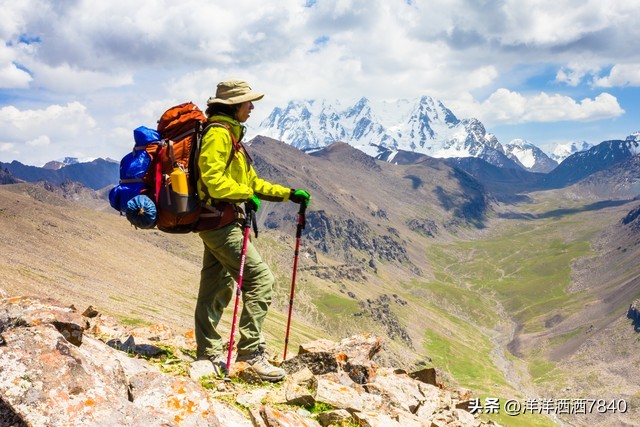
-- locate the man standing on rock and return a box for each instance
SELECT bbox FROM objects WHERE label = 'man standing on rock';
[194,79,311,382]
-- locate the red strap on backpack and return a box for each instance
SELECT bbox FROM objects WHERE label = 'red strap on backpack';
[155,146,165,204]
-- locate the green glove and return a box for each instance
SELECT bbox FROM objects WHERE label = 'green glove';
[290,189,311,207]
[246,195,260,212]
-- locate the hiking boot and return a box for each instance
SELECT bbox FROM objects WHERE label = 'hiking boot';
[257,344,274,360]
[236,348,285,382]
[199,354,227,378]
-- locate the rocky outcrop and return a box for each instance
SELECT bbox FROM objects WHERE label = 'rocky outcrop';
[406,217,439,237]
[354,294,414,349]
[304,210,420,273]
[1,295,500,427]
[0,167,20,185]
[621,205,640,229]
[300,264,367,282]
[277,335,495,426]
[0,296,247,427]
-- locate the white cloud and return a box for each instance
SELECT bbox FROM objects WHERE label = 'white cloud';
[2,0,639,99]
[0,63,32,88]
[27,62,133,94]
[0,142,16,153]
[26,135,50,147]
[456,89,624,125]
[1,0,640,163]
[0,102,98,165]
[556,65,599,88]
[0,102,95,134]
[499,0,613,46]
[593,64,640,88]
[556,62,640,89]
[0,41,32,88]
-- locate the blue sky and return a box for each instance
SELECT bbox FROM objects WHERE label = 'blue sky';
[0,0,639,165]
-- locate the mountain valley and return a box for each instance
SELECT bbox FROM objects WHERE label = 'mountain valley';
[2,132,640,426]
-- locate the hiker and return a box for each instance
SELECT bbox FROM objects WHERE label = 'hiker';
[194,79,311,382]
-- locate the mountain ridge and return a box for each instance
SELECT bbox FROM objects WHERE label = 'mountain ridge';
[255,96,523,169]
[253,96,599,173]
[0,158,118,191]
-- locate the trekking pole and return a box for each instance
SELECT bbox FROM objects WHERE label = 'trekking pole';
[225,204,254,381]
[283,202,307,360]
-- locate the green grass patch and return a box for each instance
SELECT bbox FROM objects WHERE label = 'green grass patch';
[118,315,150,328]
[426,219,594,330]
[308,401,335,414]
[547,327,585,347]
[312,290,362,319]
[422,328,507,393]
[135,345,190,376]
[528,358,558,384]
[408,279,502,330]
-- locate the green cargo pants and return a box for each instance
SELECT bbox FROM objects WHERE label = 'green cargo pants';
[195,222,274,359]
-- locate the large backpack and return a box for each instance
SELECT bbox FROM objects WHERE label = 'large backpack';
[120,102,241,233]
[151,102,208,233]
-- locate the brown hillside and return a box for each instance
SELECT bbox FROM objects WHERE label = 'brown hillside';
[0,183,202,331]
[249,137,491,273]
[3,141,640,426]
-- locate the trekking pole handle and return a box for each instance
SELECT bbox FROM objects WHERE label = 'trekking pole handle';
[244,202,259,237]
[297,203,306,237]
[243,203,254,226]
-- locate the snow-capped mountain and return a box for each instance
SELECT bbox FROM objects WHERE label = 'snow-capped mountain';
[254,97,522,169]
[43,157,83,170]
[544,133,640,187]
[551,141,592,163]
[504,139,558,173]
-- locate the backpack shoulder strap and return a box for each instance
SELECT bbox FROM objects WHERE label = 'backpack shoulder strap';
[203,122,239,171]
[197,121,241,205]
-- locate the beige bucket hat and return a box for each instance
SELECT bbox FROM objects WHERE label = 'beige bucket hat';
[206,79,264,105]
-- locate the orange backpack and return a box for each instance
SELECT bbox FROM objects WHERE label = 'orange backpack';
[150,102,208,233]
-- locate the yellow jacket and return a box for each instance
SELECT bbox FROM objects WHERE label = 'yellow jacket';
[198,115,291,204]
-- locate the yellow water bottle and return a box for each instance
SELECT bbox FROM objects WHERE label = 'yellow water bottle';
[170,166,188,195]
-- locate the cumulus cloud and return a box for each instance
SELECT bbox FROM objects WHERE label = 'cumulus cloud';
[0,41,32,88]
[27,62,133,94]
[556,65,598,88]
[3,0,640,98]
[0,63,32,89]
[0,102,95,134]
[0,102,97,165]
[467,89,625,125]
[1,0,640,163]
[498,1,612,46]
[593,64,640,88]
[0,142,16,153]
